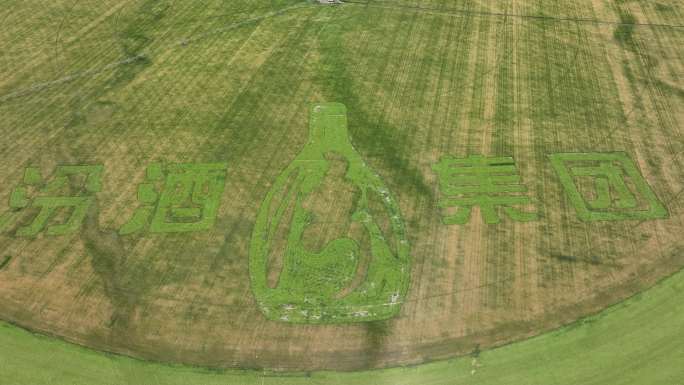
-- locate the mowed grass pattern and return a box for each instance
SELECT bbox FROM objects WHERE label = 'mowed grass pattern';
[250,103,410,324]
[0,0,682,370]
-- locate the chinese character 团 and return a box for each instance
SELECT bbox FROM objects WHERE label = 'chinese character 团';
[549,152,668,221]
[119,163,228,234]
[0,165,103,237]
[433,155,538,224]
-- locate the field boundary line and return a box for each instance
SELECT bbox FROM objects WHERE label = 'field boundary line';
[344,0,684,29]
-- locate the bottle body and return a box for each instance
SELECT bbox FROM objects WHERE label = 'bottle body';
[249,103,410,323]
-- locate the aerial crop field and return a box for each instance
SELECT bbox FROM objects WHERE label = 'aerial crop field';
[0,0,682,376]
[250,103,411,324]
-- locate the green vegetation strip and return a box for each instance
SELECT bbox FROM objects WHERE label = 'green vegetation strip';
[2,267,683,384]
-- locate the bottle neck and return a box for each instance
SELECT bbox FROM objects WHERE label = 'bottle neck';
[308,103,351,149]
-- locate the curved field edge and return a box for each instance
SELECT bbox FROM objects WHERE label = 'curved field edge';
[2,268,683,385]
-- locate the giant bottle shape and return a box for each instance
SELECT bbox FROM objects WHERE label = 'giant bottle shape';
[249,103,411,323]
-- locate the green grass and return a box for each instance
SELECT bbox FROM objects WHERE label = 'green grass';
[2,266,683,385]
[249,103,410,323]
[22,167,42,186]
[17,197,94,237]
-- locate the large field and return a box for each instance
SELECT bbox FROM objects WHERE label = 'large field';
[0,0,683,374]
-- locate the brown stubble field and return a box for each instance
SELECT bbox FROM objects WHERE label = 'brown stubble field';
[0,0,682,371]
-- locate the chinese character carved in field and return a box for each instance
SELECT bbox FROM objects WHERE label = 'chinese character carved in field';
[0,165,103,236]
[549,152,668,221]
[433,155,537,224]
[119,163,228,234]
